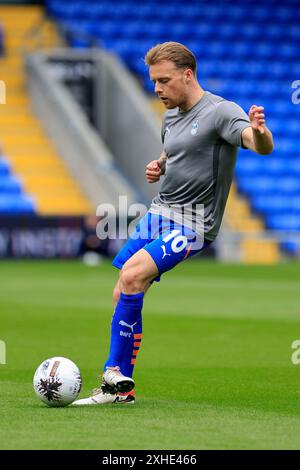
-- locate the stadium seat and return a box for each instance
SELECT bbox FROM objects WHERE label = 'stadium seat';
[235,157,264,176]
[237,176,277,195]
[0,176,22,195]
[287,159,300,175]
[0,159,10,176]
[0,195,36,214]
[252,195,300,215]
[267,215,300,231]
[281,240,300,255]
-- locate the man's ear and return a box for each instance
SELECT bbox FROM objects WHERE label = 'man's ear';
[184,69,193,83]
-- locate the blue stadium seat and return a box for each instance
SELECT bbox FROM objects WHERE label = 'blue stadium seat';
[0,195,36,214]
[287,159,300,175]
[252,194,300,215]
[52,3,82,20]
[267,215,300,231]
[89,21,121,40]
[0,177,22,195]
[252,195,289,215]
[288,25,300,41]
[117,21,145,40]
[157,4,189,21]
[178,5,203,21]
[281,240,300,255]
[273,6,295,22]
[168,23,190,41]
[235,157,264,176]
[200,5,229,21]
[264,25,286,42]
[0,156,36,214]
[266,61,290,79]
[208,42,234,58]
[264,159,291,175]
[237,176,277,195]
[237,157,300,179]
[212,24,236,40]
[102,39,134,63]
[241,62,266,78]
[142,22,168,40]
[246,6,273,23]
[290,196,300,213]
[129,57,148,74]
[239,175,300,196]
[0,159,10,176]
[69,37,91,49]
[277,177,300,194]
[278,44,299,60]
[273,138,298,155]
[192,23,217,41]
[136,4,164,20]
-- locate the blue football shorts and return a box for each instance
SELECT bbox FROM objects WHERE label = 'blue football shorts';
[112,211,212,282]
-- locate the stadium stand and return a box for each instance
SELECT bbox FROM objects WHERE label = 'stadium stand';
[45,0,300,258]
[0,5,92,215]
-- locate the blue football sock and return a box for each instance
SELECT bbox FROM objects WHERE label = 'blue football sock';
[120,315,143,378]
[104,292,144,376]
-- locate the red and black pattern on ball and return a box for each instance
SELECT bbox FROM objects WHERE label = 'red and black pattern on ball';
[37,377,62,402]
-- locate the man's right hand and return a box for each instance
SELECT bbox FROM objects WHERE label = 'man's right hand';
[145,160,162,183]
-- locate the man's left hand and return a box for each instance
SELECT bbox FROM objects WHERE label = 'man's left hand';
[249,105,266,134]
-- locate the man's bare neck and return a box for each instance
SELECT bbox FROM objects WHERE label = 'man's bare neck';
[179,87,205,113]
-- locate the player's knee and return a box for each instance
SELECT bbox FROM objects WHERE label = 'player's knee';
[120,265,145,294]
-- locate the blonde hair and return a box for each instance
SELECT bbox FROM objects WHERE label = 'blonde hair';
[144,42,197,75]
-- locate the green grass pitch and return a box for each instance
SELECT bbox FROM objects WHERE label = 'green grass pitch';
[1,259,300,450]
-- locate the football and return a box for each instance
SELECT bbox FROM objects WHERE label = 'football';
[33,357,82,407]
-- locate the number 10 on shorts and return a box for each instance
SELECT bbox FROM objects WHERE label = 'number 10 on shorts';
[163,230,188,253]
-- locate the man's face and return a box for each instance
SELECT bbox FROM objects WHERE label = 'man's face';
[149,60,190,109]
